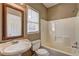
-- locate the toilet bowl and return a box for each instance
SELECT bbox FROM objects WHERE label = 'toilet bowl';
[35,48,49,56]
[32,40,49,56]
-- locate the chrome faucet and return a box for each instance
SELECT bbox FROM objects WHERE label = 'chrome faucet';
[72,42,78,48]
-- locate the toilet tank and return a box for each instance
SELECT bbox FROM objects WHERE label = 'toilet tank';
[32,40,41,51]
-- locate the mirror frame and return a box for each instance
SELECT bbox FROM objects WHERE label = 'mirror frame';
[2,3,24,40]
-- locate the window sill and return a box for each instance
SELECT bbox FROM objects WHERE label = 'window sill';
[27,32,39,34]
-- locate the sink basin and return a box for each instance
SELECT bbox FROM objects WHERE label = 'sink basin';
[0,39,31,56]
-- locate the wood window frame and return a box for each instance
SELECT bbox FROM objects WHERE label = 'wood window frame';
[27,5,40,34]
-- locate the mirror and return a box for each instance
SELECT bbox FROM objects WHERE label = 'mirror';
[3,4,24,40]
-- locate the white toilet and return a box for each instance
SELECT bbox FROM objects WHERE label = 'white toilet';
[32,40,49,56]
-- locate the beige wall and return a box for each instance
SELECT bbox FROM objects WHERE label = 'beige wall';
[77,4,79,10]
[47,3,78,21]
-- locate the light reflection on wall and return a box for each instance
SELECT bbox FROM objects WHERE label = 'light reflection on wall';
[52,23,55,32]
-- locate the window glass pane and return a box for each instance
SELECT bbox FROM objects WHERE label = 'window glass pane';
[7,13,22,37]
[28,8,39,23]
[27,22,39,33]
[31,10,39,23]
[27,7,39,33]
[28,8,32,21]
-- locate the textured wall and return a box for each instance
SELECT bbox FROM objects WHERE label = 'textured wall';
[47,3,77,21]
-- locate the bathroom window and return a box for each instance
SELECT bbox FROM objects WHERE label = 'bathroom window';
[27,6,39,33]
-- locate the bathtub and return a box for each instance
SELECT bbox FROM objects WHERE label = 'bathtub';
[42,44,72,56]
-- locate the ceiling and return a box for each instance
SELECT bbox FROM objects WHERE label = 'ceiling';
[43,3,58,8]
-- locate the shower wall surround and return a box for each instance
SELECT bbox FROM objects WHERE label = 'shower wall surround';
[41,19,49,45]
[41,17,79,55]
[48,17,75,52]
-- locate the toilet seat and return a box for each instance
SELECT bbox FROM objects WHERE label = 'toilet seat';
[35,48,49,56]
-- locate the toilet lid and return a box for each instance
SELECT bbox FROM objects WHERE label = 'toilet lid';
[35,48,49,55]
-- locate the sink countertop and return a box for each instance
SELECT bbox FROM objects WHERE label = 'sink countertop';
[0,39,31,56]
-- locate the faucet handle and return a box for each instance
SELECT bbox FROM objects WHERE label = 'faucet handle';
[72,46,77,48]
[72,42,78,48]
[74,42,78,45]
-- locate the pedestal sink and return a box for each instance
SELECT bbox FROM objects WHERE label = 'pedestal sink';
[0,39,31,56]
